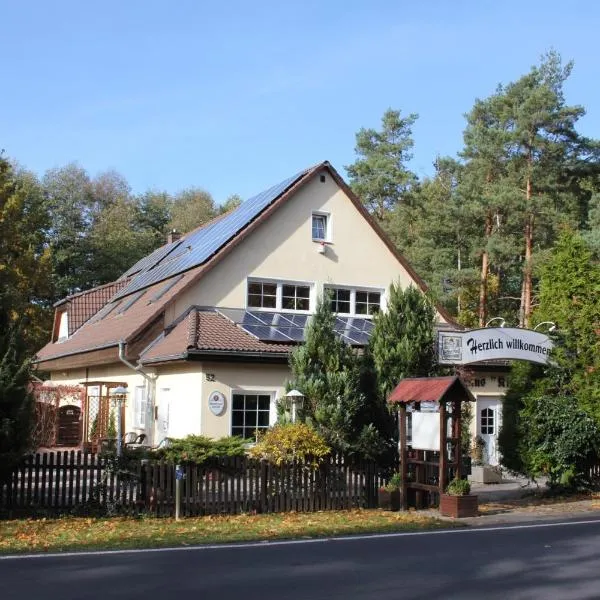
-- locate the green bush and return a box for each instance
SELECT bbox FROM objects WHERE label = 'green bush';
[520,395,600,489]
[153,435,247,464]
[446,478,471,496]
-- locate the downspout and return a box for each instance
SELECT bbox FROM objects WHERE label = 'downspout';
[118,341,156,445]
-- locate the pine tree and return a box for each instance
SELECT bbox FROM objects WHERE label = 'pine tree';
[345,108,418,221]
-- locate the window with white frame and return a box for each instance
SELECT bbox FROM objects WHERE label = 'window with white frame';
[248,281,277,309]
[247,280,312,312]
[480,408,494,435]
[282,284,310,311]
[324,286,382,316]
[231,393,271,440]
[312,212,329,241]
[133,386,147,429]
[356,290,381,315]
[328,288,351,314]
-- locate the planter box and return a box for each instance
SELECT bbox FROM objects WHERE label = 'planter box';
[469,465,502,484]
[378,489,400,511]
[439,494,478,518]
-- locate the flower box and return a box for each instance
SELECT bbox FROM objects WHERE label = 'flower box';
[378,489,401,511]
[439,493,478,518]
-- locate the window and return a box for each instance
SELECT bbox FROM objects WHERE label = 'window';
[248,281,277,309]
[134,386,147,429]
[329,288,351,314]
[282,284,310,311]
[324,286,382,316]
[232,393,271,440]
[57,310,69,341]
[312,213,328,241]
[247,280,312,312]
[356,290,381,315]
[480,408,494,435]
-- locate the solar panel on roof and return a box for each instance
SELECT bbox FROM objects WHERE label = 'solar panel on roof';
[149,274,184,303]
[113,167,314,300]
[123,239,183,278]
[215,308,374,346]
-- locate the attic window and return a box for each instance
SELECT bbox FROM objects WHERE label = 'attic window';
[312,212,329,242]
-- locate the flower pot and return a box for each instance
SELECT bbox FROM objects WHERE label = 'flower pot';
[378,489,401,511]
[439,493,478,518]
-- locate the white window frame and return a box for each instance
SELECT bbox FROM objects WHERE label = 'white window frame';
[246,278,314,313]
[311,211,331,243]
[323,284,384,317]
[230,390,275,441]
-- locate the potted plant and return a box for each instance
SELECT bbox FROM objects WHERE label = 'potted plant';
[469,436,502,483]
[378,472,401,511]
[439,477,478,518]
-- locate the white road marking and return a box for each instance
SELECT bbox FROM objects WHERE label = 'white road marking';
[2,517,600,561]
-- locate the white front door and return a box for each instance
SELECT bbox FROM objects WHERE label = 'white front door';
[478,397,502,466]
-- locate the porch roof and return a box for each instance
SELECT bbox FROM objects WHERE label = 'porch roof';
[387,376,475,404]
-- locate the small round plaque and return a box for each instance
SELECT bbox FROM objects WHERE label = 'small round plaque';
[208,391,226,416]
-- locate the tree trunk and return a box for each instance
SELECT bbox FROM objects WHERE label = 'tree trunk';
[478,213,493,327]
[521,172,533,328]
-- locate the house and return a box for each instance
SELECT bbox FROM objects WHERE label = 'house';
[35,161,505,461]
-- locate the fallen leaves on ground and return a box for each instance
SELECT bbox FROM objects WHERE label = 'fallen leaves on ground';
[0,509,456,555]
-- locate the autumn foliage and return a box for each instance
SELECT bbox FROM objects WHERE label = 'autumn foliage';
[249,423,330,466]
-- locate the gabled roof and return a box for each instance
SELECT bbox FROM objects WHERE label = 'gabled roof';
[37,161,455,367]
[113,165,318,301]
[140,308,293,364]
[387,376,475,404]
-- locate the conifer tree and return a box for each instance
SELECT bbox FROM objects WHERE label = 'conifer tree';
[288,295,388,458]
[369,284,437,401]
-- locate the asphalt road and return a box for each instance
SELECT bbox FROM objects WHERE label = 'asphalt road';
[3,518,600,599]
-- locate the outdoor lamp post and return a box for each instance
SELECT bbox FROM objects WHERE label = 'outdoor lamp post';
[109,385,129,457]
[285,389,304,423]
[484,317,506,328]
[534,321,556,332]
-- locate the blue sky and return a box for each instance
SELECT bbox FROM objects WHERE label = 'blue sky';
[2,0,599,203]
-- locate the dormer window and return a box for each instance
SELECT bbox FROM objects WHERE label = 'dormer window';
[57,310,69,341]
[312,212,329,242]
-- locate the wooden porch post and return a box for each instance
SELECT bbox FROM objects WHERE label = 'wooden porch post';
[453,399,462,479]
[439,400,447,494]
[399,403,408,511]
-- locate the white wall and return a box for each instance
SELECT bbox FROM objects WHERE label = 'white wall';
[167,173,443,323]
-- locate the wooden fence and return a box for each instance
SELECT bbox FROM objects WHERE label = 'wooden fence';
[0,451,391,517]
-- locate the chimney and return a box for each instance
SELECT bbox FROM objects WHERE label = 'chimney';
[167,229,181,244]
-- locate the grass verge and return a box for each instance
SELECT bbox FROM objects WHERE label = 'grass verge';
[0,509,459,555]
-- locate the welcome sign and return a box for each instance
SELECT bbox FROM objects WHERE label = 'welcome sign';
[438,327,553,366]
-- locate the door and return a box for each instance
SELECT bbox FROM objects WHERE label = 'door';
[477,397,502,466]
[57,405,82,446]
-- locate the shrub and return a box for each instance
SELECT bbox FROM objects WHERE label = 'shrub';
[520,394,600,489]
[382,471,402,492]
[248,423,330,466]
[153,435,247,464]
[446,478,471,496]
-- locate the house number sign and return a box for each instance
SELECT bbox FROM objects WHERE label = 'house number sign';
[208,391,226,416]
